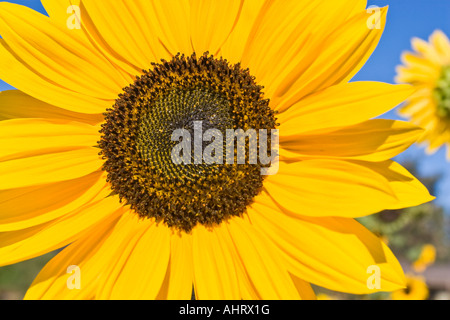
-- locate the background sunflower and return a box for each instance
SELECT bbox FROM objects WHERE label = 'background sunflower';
[395,30,450,158]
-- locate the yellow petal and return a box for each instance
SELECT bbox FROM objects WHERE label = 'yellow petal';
[0,3,126,99]
[355,160,435,210]
[280,119,424,162]
[0,148,102,190]
[148,0,193,57]
[0,90,104,125]
[0,188,123,267]
[24,211,121,300]
[277,82,415,132]
[290,275,317,300]
[80,0,172,70]
[56,211,150,300]
[413,244,436,273]
[241,0,367,100]
[398,95,433,118]
[190,0,243,56]
[192,224,240,300]
[411,36,443,65]
[264,159,399,218]
[157,231,193,300]
[80,0,193,65]
[219,0,266,64]
[41,0,140,81]
[226,216,301,299]
[213,222,261,299]
[270,7,388,106]
[0,171,104,232]
[249,192,406,294]
[391,275,429,300]
[0,118,100,162]
[103,221,171,300]
[424,124,450,153]
[41,0,82,28]
[400,52,441,76]
[429,30,450,64]
[0,39,114,114]
[395,65,438,85]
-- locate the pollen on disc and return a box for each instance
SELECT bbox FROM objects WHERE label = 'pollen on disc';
[99,53,277,232]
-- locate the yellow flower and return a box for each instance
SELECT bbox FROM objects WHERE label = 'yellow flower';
[316,293,334,300]
[413,244,436,273]
[0,0,434,300]
[391,275,429,300]
[396,30,450,158]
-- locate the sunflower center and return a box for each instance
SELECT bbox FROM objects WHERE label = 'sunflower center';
[434,65,450,118]
[403,284,412,295]
[137,87,234,181]
[99,53,277,232]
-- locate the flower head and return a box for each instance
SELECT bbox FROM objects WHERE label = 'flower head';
[396,30,450,158]
[0,0,434,299]
[391,275,429,300]
[413,244,437,273]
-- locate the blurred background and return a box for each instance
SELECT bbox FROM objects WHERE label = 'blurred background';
[0,0,449,300]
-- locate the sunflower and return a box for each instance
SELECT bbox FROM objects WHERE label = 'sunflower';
[413,244,436,273]
[390,275,429,300]
[396,30,450,158]
[316,293,335,300]
[0,0,434,300]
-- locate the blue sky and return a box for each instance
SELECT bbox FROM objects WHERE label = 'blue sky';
[1,0,450,211]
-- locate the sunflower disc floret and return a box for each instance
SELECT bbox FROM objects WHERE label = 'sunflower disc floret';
[99,53,277,232]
